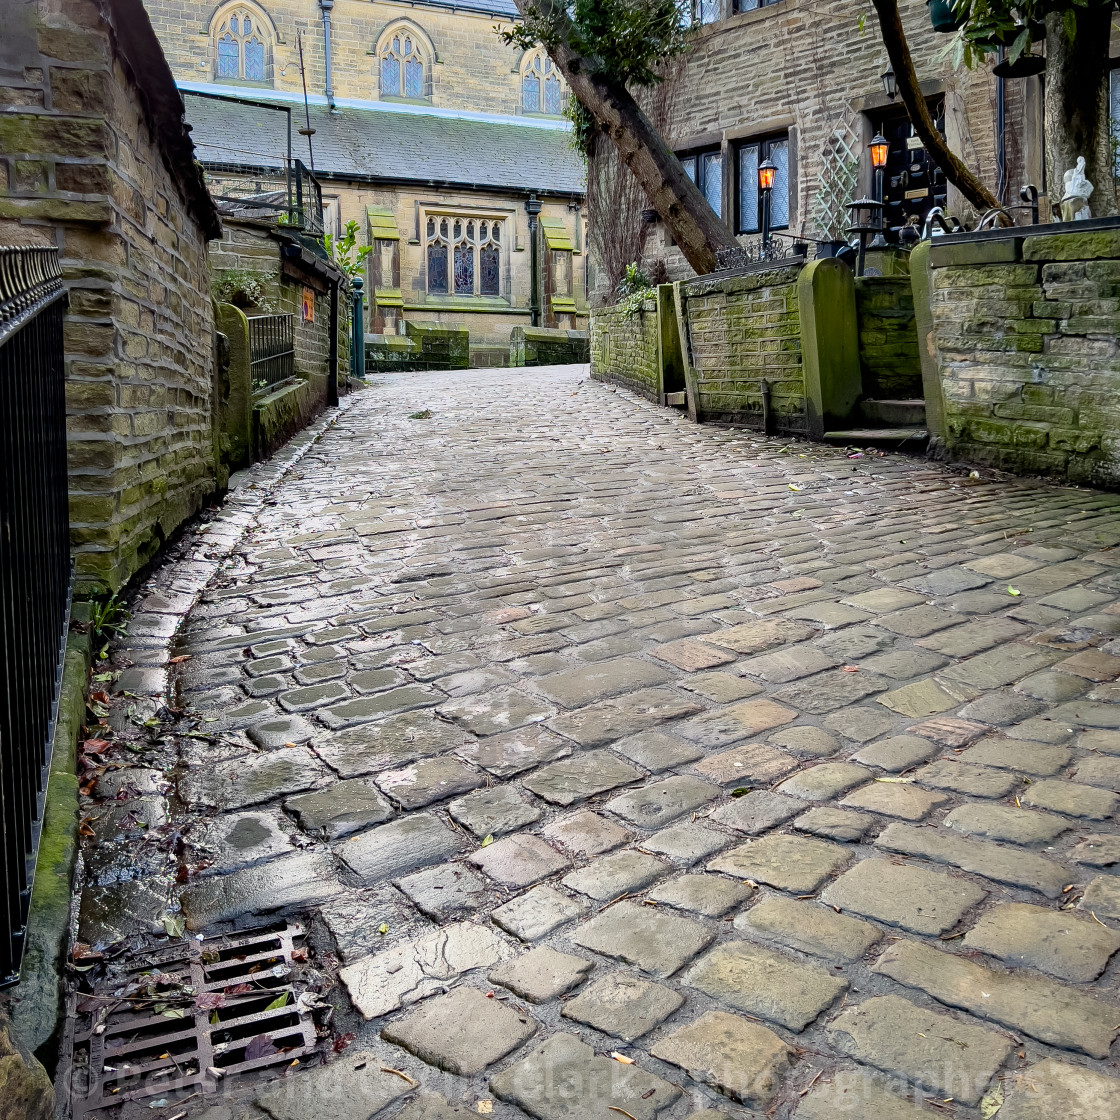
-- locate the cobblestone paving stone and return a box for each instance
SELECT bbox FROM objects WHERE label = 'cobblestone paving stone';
[79,366,1120,1118]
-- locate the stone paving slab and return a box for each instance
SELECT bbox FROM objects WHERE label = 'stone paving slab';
[87,368,1120,1119]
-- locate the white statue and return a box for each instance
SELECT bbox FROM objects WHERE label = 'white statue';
[1061,157,1093,221]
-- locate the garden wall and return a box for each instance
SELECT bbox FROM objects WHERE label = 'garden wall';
[682,263,809,433]
[510,326,591,368]
[365,321,469,373]
[855,276,921,399]
[590,300,660,400]
[916,220,1120,487]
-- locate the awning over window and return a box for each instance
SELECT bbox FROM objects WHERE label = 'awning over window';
[540,215,572,251]
[367,206,401,240]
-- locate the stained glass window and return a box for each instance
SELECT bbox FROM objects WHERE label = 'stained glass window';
[480,247,500,295]
[381,29,426,99]
[523,73,540,112]
[244,38,265,81]
[454,241,474,294]
[523,51,563,114]
[544,75,562,115]
[214,10,270,82]
[427,242,448,293]
[217,34,239,78]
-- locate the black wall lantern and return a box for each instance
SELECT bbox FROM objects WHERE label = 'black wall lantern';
[881,62,897,102]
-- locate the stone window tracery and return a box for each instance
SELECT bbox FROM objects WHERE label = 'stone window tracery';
[425,215,503,297]
[212,5,271,83]
[521,51,563,115]
[380,29,428,100]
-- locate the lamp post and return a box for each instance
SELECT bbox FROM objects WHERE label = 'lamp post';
[869,132,890,247]
[758,158,777,251]
[525,194,542,327]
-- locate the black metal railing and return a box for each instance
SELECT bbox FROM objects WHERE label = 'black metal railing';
[247,313,295,391]
[0,246,72,985]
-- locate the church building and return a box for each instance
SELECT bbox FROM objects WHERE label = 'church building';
[143,0,588,355]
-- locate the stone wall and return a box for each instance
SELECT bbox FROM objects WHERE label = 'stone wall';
[589,301,660,400]
[365,320,469,373]
[0,0,222,593]
[855,276,922,399]
[918,222,1120,487]
[144,0,548,120]
[684,263,807,432]
[510,325,590,368]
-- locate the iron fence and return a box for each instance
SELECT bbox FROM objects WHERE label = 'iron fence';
[247,313,295,391]
[0,246,72,985]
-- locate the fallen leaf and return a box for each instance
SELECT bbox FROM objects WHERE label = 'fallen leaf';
[194,992,226,1010]
[788,484,802,492]
[979,1081,1003,1118]
[841,665,859,672]
[480,834,494,847]
[162,915,185,939]
[378,923,389,935]
[477,1103,493,1115]
[263,992,290,1011]
[169,655,191,664]
[1007,586,1021,596]
[244,1033,278,1061]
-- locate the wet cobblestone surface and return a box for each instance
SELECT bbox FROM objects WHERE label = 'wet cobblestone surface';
[76,366,1120,1118]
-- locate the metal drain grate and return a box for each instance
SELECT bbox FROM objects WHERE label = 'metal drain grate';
[68,921,325,1118]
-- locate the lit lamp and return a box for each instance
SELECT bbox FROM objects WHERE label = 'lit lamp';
[869,132,890,247]
[881,62,897,101]
[758,158,777,249]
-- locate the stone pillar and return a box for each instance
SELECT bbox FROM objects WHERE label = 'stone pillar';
[215,303,253,470]
[797,259,861,439]
[908,240,946,446]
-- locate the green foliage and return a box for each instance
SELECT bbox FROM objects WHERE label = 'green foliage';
[502,0,695,87]
[565,96,597,154]
[88,594,128,646]
[616,261,655,315]
[323,219,373,280]
[944,0,1111,69]
[211,268,273,311]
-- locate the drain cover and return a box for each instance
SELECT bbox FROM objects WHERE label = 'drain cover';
[67,921,326,1118]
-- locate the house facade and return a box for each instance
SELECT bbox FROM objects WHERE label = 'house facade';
[144,0,588,354]
[613,0,1047,293]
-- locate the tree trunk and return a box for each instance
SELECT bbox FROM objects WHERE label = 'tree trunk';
[871,0,1000,215]
[514,2,738,275]
[1044,7,1117,218]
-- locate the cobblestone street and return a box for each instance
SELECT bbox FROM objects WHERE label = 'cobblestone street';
[78,364,1120,1119]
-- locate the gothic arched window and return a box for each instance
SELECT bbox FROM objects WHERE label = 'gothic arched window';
[213,6,271,83]
[426,215,503,297]
[521,51,563,115]
[380,30,428,100]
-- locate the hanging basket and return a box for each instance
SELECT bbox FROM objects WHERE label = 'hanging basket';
[927,0,964,33]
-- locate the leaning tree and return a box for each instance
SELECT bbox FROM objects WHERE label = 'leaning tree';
[874,0,1117,217]
[506,0,739,275]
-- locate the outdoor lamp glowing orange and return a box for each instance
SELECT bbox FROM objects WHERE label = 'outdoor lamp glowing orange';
[869,134,890,169]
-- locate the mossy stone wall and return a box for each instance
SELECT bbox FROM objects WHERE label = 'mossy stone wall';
[511,326,591,368]
[590,301,660,401]
[926,224,1120,487]
[854,276,922,399]
[684,264,807,433]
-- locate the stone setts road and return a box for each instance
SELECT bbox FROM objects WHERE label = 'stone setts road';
[86,366,1120,1119]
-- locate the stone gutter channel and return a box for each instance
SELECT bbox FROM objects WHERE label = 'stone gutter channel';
[45,395,358,1117]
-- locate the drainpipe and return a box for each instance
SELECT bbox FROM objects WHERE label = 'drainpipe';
[319,0,336,111]
[526,194,542,327]
[995,46,1006,204]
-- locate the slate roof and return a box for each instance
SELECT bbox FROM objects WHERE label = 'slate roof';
[183,94,586,197]
[409,0,519,16]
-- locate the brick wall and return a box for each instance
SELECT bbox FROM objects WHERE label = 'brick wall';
[685,264,806,432]
[0,0,222,593]
[590,301,660,400]
[922,224,1120,487]
[855,276,921,399]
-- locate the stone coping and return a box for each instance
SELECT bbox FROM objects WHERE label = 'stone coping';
[930,213,1120,248]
